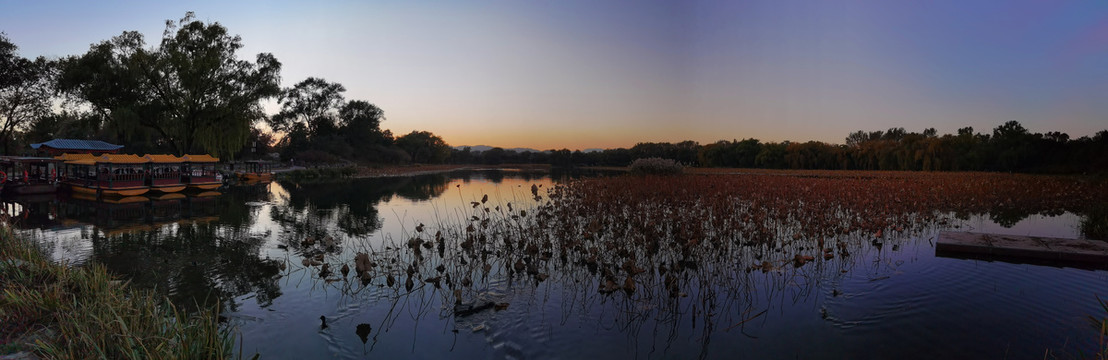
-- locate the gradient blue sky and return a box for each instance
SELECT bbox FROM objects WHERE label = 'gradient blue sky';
[2,0,1106,150]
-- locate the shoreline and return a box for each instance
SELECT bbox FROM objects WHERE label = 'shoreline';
[274,163,554,180]
[356,163,552,178]
[272,163,1102,181]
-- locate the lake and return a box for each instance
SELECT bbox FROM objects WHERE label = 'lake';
[5,169,1107,359]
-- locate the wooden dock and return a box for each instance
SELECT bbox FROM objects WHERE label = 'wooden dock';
[936,231,1108,267]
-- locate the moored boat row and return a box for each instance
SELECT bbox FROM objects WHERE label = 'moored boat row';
[0,153,241,198]
[60,153,227,197]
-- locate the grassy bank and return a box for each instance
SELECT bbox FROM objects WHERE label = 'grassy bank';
[0,226,233,359]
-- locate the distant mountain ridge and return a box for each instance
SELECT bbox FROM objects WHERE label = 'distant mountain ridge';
[452,145,544,153]
[453,145,605,153]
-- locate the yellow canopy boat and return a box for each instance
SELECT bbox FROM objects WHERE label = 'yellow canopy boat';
[182,154,223,190]
[62,154,150,197]
[234,160,274,183]
[143,154,187,193]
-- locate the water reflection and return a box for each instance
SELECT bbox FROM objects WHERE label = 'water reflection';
[3,169,1106,359]
[1085,205,1108,240]
[275,174,453,238]
[88,223,283,312]
[1,170,567,316]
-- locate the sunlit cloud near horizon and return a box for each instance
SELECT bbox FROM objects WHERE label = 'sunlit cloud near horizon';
[2,1,1106,150]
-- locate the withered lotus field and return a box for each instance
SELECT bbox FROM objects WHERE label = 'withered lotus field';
[312,171,1107,336]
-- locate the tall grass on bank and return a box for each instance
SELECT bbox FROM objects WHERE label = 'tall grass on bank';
[629,157,683,175]
[1086,296,1108,360]
[0,226,232,359]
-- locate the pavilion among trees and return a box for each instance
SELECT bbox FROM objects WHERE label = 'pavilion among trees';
[29,139,123,156]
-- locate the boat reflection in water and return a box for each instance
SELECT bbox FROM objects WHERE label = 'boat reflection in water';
[1,187,225,235]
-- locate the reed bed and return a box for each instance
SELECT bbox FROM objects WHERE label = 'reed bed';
[0,226,233,360]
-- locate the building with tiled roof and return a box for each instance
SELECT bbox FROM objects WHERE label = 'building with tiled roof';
[30,139,124,156]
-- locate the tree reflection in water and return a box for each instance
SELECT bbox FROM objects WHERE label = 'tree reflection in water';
[92,175,461,315]
[89,223,283,312]
[83,185,284,313]
[5,170,1107,359]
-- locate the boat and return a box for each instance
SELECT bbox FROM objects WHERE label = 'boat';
[61,154,150,197]
[0,156,62,196]
[235,160,274,182]
[182,154,223,190]
[143,154,187,193]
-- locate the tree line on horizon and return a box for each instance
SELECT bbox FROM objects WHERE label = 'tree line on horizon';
[2,13,1105,174]
[452,121,1108,173]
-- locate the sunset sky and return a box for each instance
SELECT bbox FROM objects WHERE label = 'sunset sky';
[2,1,1107,150]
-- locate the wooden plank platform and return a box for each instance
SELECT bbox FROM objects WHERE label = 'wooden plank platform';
[936,231,1108,266]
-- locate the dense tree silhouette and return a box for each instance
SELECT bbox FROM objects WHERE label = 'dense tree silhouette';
[0,33,54,155]
[266,77,413,163]
[57,12,282,158]
[448,121,1108,174]
[395,131,451,164]
[268,77,345,134]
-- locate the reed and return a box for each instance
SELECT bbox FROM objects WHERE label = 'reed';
[1088,296,1108,360]
[629,157,683,175]
[0,226,233,360]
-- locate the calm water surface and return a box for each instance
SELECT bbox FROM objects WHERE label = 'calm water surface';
[5,170,1107,359]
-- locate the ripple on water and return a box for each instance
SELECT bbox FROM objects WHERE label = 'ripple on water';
[819,234,1108,359]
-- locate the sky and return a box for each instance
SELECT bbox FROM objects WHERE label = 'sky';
[2,0,1107,150]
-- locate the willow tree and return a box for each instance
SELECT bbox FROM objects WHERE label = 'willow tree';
[0,34,54,155]
[58,12,281,158]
